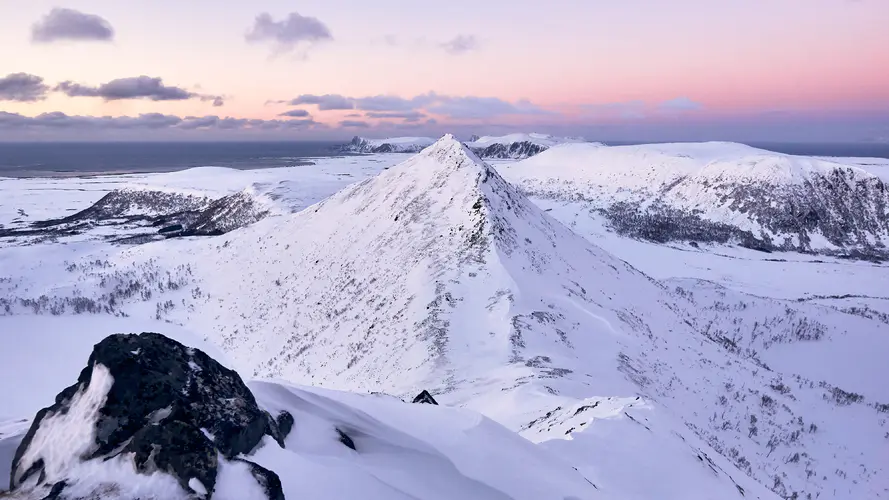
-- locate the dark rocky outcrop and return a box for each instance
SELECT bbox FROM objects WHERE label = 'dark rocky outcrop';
[411,390,439,405]
[31,190,210,228]
[8,332,292,499]
[335,136,432,154]
[469,142,549,160]
[234,458,286,500]
[0,189,270,245]
[336,429,356,451]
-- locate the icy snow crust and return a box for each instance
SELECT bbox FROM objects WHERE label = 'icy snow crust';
[1,137,887,499]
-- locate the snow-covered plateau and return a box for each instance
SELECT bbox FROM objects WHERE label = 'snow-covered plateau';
[0,136,887,500]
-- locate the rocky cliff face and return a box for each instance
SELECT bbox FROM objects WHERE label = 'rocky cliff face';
[0,188,271,245]
[468,141,550,159]
[337,136,435,154]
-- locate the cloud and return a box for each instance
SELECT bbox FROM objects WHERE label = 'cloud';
[392,118,439,130]
[272,92,550,119]
[580,100,646,119]
[658,97,703,112]
[0,73,49,102]
[287,94,354,110]
[440,35,479,55]
[245,12,332,54]
[580,98,703,119]
[178,116,220,130]
[339,120,370,128]
[354,95,420,112]
[365,111,426,122]
[0,111,321,132]
[278,109,311,118]
[0,111,182,129]
[31,8,114,43]
[426,96,549,119]
[55,76,223,104]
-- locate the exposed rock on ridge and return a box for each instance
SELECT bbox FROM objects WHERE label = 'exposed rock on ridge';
[8,332,291,500]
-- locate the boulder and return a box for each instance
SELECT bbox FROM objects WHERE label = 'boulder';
[411,390,439,405]
[7,332,292,499]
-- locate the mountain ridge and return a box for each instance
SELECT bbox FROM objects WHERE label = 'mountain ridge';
[502,141,889,256]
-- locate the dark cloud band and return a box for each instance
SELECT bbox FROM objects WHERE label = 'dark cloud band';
[0,112,319,131]
[0,73,49,102]
[277,92,549,119]
[55,76,223,105]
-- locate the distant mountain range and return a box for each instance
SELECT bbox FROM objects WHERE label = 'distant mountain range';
[337,133,588,159]
[501,141,889,258]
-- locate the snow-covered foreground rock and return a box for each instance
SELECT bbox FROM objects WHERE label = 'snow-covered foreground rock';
[0,330,597,499]
[1,137,887,499]
[502,141,889,256]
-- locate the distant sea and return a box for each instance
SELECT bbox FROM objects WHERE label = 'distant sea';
[1,141,888,178]
[0,141,343,178]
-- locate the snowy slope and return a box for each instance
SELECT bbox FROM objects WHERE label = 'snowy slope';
[502,142,889,254]
[338,136,436,154]
[466,133,590,159]
[0,156,395,247]
[7,136,887,499]
[0,321,598,500]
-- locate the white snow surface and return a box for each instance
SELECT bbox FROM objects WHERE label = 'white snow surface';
[507,141,882,193]
[1,136,887,499]
[12,363,115,487]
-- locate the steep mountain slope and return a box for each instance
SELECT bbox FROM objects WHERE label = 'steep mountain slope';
[502,142,889,256]
[337,136,436,154]
[466,133,589,159]
[4,137,886,499]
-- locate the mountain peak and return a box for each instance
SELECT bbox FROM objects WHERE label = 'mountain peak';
[418,133,481,163]
[396,133,490,181]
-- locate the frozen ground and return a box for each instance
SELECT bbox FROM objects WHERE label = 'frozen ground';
[1,139,887,499]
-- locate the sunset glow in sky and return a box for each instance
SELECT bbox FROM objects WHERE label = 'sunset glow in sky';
[1,0,887,141]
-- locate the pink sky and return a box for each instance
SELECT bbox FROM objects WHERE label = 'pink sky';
[1,0,887,141]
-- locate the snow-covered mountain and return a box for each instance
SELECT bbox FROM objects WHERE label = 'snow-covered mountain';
[501,141,889,257]
[335,133,588,159]
[337,136,436,154]
[6,136,886,499]
[466,133,589,159]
